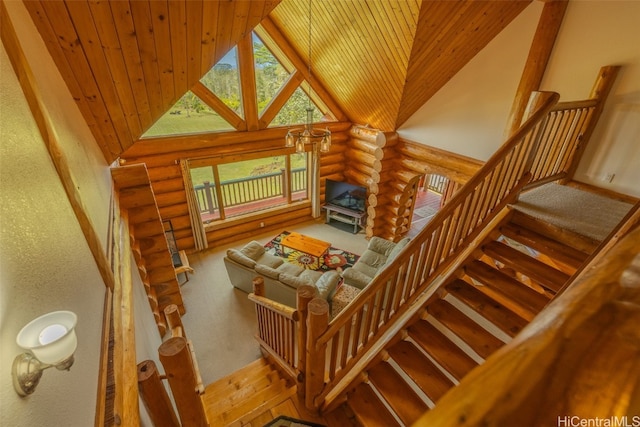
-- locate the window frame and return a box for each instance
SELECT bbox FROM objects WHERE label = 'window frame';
[189,147,311,226]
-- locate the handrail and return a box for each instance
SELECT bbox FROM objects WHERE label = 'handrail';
[307,91,561,408]
[526,97,600,188]
[248,279,301,380]
[412,224,640,426]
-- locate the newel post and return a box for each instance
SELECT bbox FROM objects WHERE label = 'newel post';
[305,297,329,413]
[137,360,180,427]
[158,337,208,427]
[296,285,318,398]
[253,276,265,297]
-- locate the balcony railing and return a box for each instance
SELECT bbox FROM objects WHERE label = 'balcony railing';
[193,167,307,219]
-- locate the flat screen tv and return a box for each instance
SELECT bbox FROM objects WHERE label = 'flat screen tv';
[324,179,366,213]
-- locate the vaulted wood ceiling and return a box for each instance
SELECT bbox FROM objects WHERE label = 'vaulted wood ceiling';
[23,0,531,163]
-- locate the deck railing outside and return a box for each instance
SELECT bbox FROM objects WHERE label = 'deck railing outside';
[193,167,307,217]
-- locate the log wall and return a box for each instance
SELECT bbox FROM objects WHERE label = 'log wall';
[120,125,484,252]
[343,128,483,241]
[121,123,351,251]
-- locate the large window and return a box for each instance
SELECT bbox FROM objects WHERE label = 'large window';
[190,152,309,223]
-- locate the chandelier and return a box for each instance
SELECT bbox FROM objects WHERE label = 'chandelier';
[285,0,331,154]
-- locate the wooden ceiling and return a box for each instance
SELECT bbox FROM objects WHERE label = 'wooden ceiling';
[22,0,531,163]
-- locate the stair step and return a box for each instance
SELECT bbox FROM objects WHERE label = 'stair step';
[446,279,528,337]
[368,362,430,425]
[388,340,455,403]
[483,240,569,293]
[205,376,294,426]
[426,299,505,359]
[348,383,402,427]
[465,260,550,319]
[203,358,274,401]
[500,222,588,272]
[324,404,359,427]
[408,319,478,381]
[510,209,599,254]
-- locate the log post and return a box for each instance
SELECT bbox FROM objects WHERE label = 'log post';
[137,360,180,427]
[305,298,329,413]
[296,285,318,399]
[158,337,208,427]
[253,276,265,297]
[164,304,184,338]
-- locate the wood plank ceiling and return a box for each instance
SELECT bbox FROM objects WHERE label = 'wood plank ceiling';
[22,0,531,164]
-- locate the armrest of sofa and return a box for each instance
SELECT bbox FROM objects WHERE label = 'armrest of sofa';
[315,271,340,301]
[341,267,372,290]
[367,236,398,256]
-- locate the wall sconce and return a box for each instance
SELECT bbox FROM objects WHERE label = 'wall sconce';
[12,310,78,396]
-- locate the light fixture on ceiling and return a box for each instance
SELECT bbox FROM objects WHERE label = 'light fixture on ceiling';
[12,310,78,396]
[285,0,331,154]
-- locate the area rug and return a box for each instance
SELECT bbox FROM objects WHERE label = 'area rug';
[263,415,325,427]
[264,231,360,272]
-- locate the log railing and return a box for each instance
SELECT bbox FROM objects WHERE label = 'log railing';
[304,67,620,411]
[303,91,561,410]
[248,278,313,381]
[246,69,620,414]
[412,222,640,426]
[526,65,619,188]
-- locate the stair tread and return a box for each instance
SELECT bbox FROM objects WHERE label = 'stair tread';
[205,377,294,426]
[203,358,274,399]
[324,404,359,427]
[368,362,429,425]
[207,370,284,413]
[500,222,588,271]
[510,209,599,254]
[408,319,478,381]
[427,299,505,359]
[348,383,402,427]
[388,340,455,403]
[483,240,569,292]
[465,260,550,318]
[446,279,529,337]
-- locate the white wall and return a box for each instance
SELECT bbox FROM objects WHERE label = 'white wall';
[0,42,105,426]
[540,0,640,196]
[398,2,543,160]
[399,1,640,198]
[1,2,164,425]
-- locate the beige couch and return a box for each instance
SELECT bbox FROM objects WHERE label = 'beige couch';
[341,236,411,290]
[224,241,341,308]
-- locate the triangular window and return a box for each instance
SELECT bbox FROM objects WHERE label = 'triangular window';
[271,87,324,127]
[143,91,235,138]
[253,33,290,115]
[200,47,243,119]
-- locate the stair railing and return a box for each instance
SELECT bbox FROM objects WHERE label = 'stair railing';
[304,90,562,411]
[526,65,620,188]
[248,278,321,386]
[245,67,621,414]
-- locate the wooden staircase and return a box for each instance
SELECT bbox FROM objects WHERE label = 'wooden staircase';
[198,205,602,426]
[331,208,594,426]
[201,358,297,426]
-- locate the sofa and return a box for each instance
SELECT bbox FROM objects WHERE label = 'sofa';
[224,240,341,308]
[341,236,411,290]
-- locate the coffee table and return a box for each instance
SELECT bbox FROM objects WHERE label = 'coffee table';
[281,232,331,269]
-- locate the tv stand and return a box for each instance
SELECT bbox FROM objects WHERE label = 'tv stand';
[323,204,367,234]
